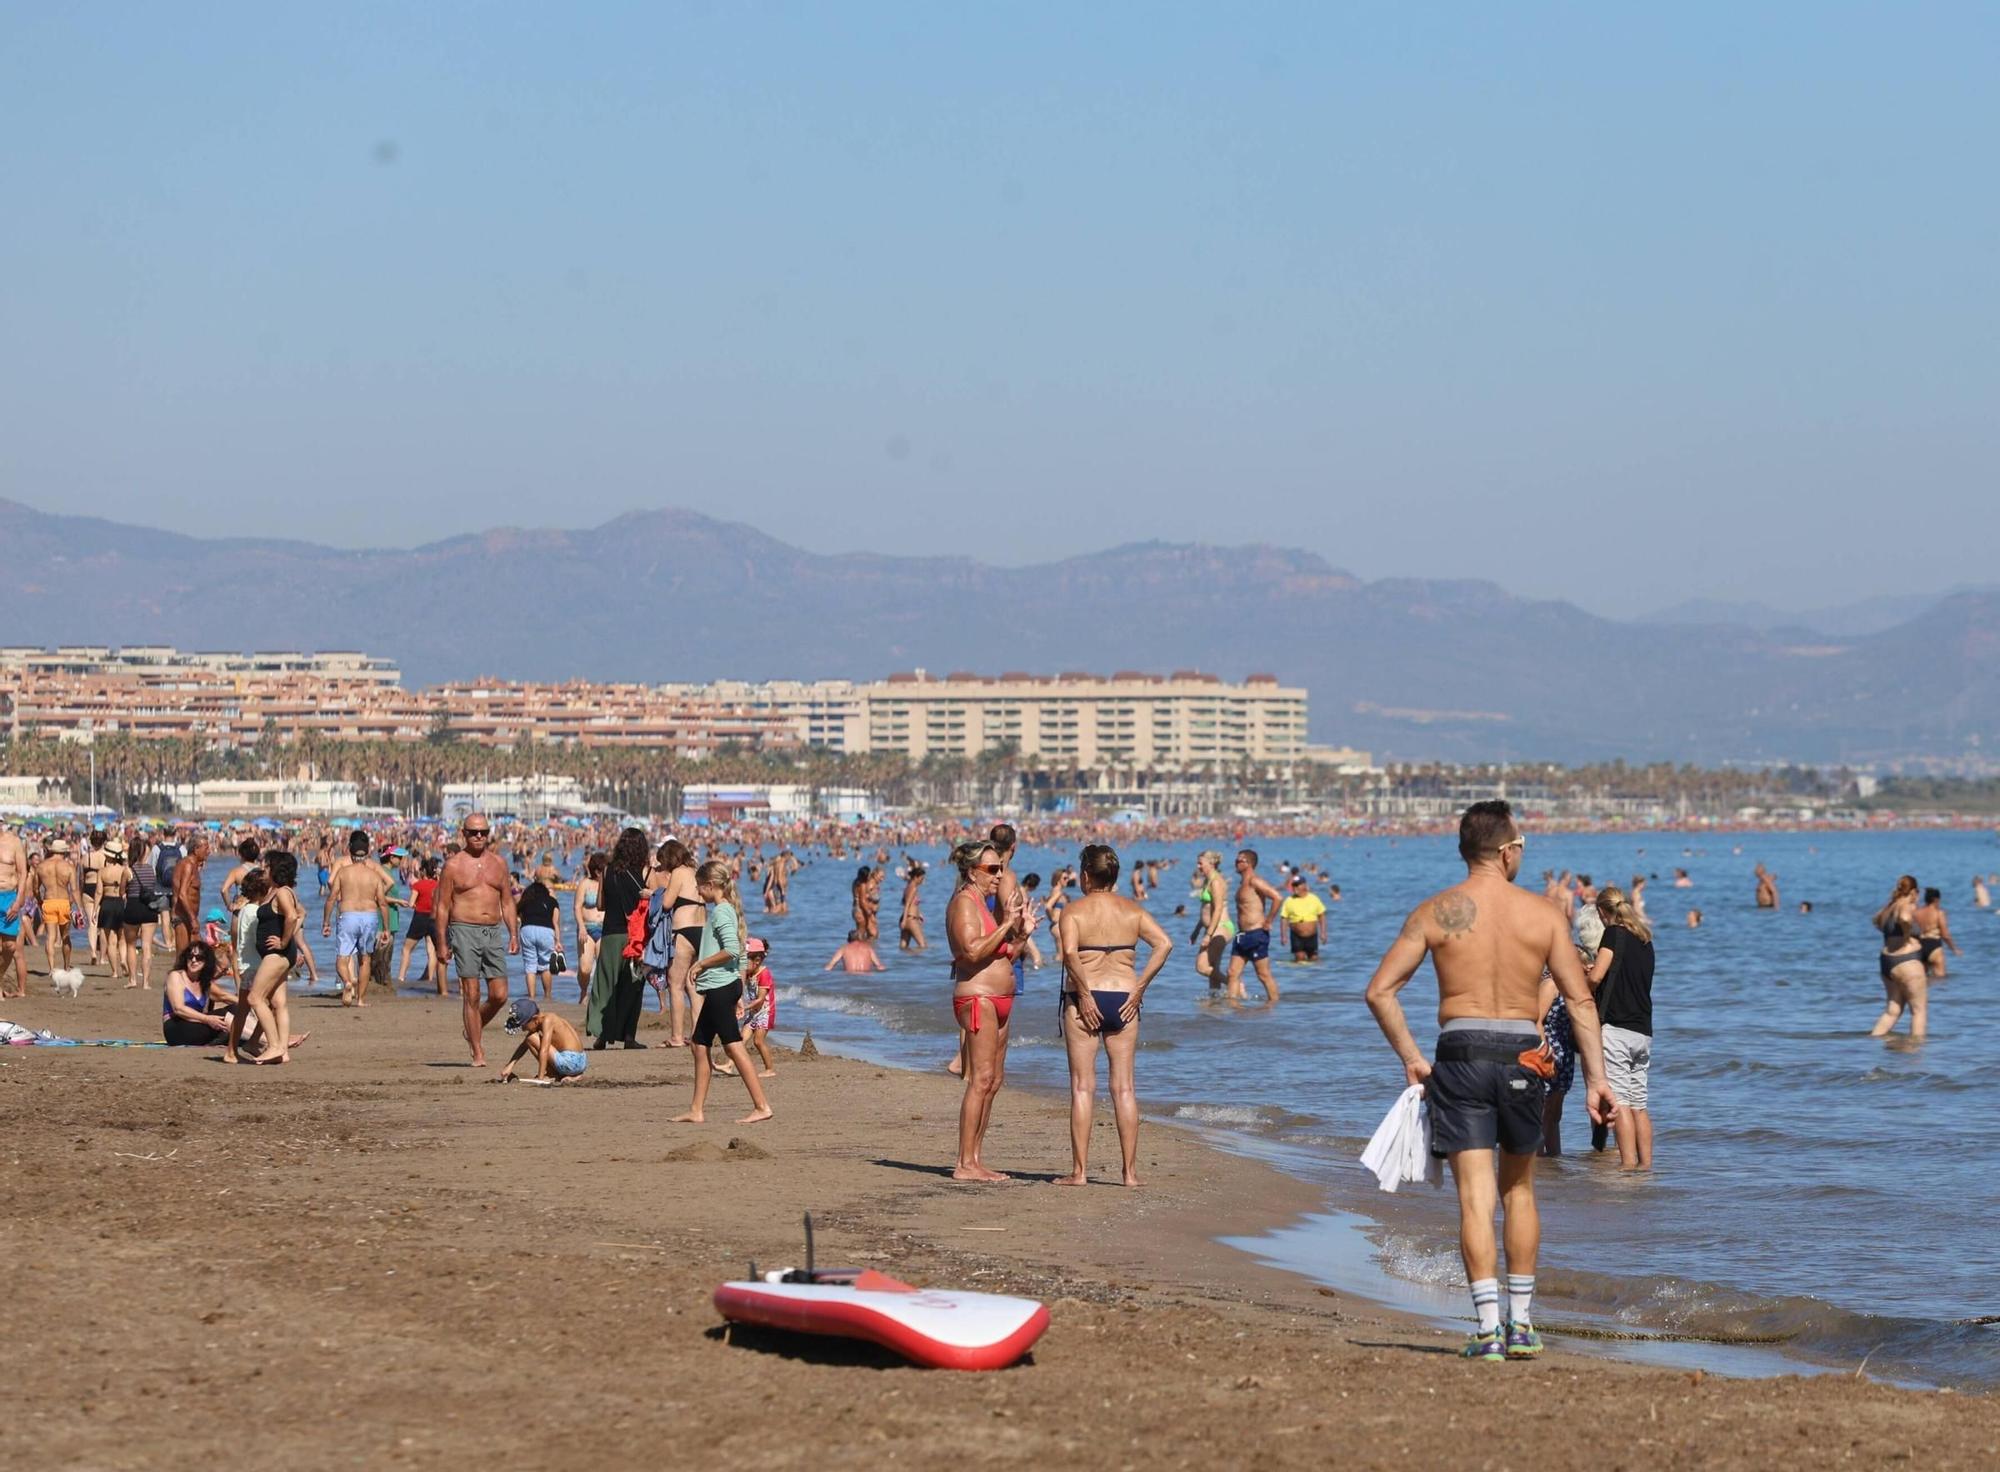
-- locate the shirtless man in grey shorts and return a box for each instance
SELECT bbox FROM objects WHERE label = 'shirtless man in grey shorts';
[434,814,519,1066]
[1365,800,1615,1363]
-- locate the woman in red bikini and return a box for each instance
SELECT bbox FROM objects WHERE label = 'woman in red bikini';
[948,839,1028,1182]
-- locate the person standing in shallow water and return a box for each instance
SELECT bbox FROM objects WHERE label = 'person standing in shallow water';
[1871,875,1928,1043]
[1054,844,1171,1188]
[1365,800,1614,1363]
[1585,886,1655,1171]
[948,840,1028,1183]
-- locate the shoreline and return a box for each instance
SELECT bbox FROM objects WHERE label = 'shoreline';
[1,981,1995,1468]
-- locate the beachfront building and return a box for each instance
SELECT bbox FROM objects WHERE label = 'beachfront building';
[678,783,883,825]
[844,670,1308,767]
[428,680,797,754]
[438,776,595,825]
[153,779,368,817]
[0,774,74,807]
[667,672,1310,767]
[0,646,400,684]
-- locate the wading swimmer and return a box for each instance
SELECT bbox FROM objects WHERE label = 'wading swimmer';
[1191,850,1233,990]
[1054,844,1171,1187]
[1365,801,1615,1362]
[1914,887,1960,979]
[1225,849,1284,1002]
[1871,875,1928,1042]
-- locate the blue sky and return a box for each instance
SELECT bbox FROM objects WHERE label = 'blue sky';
[2,3,1994,616]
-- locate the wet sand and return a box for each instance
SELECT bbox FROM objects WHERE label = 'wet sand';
[2,976,1994,1469]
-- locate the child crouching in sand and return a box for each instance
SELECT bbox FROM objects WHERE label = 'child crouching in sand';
[497,997,588,1083]
[673,861,773,1125]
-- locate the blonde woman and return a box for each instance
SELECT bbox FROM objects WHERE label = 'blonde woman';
[1585,886,1655,1169]
[948,839,1027,1182]
[672,860,771,1125]
[1191,850,1234,990]
[1871,875,1927,1042]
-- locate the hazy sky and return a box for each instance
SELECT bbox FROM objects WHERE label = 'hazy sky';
[4,4,1995,617]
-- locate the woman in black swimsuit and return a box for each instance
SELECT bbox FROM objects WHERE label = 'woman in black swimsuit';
[1054,844,1173,1188]
[228,850,303,1065]
[1871,874,1928,1042]
[657,839,704,1049]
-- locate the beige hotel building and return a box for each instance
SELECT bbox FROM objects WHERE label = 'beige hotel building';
[689,670,1309,767]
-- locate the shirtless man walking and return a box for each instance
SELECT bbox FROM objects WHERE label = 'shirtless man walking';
[434,814,519,1065]
[0,825,31,999]
[1224,849,1284,1003]
[1365,800,1615,1363]
[170,832,210,953]
[322,830,392,1007]
[35,838,82,977]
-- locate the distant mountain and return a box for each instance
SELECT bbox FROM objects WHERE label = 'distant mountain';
[2,496,1995,765]
[1642,591,1986,639]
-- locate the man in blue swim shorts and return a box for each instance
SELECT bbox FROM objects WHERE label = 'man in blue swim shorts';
[498,997,588,1083]
[322,829,391,1007]
[1224,849,1285,1003]
[0,822,28,1001]
[1363,801,1615,1364]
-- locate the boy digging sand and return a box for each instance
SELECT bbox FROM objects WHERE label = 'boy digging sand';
[497,998,588,1084]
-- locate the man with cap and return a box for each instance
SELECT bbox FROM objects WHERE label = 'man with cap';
[496,997,588,1083]
[34,837,82,979]
[1279,874,1327,964]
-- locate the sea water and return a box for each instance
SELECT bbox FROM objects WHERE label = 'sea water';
[247,829,1999,1387]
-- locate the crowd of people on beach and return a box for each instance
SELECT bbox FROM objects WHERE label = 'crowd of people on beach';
[0,799,1984,1360]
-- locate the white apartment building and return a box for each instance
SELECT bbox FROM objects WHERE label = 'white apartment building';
[0,646,401,685]
[676,671,1308,766]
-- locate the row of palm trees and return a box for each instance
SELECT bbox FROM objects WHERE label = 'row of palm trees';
[0,733,1868,819]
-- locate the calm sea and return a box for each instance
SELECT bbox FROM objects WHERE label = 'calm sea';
[261,829,1999,1387]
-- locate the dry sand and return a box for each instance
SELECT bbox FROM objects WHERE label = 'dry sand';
[2,974,1993,1470]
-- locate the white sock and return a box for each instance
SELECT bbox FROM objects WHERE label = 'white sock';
[1469,1277,1501,1333]
[1506,1273,1535,1327]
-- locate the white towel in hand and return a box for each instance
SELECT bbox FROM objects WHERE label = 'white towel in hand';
[1359,1084,1442,1192]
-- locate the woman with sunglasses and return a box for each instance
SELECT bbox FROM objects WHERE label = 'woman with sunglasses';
[163,939,237,1046]
[948,840,1029,1182]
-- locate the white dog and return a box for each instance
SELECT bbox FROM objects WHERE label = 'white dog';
[50,968,85,999]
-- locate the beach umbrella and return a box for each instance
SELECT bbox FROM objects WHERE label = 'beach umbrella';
[253,817,285,830]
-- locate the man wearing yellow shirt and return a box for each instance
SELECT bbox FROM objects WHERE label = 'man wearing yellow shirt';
[1279,876,1327,963]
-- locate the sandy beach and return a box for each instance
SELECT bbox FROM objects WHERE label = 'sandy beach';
[2,979,1993,1470]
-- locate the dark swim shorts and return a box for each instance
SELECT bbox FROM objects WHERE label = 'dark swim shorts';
[1290,931,1320,960]
[1231,927,1271,963]
[1427,1031,1546,1157]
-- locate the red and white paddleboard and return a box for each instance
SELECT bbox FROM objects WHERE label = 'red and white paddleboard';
[714,1269,1050,1371]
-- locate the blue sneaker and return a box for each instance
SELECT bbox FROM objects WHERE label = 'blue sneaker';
[1506,1321,1543,1359]
[1460,1327,1506,1362]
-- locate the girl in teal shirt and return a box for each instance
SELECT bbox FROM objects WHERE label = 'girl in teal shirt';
[673,860,773,1125]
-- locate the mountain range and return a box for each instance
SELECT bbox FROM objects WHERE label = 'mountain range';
[2,496,1993,766]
